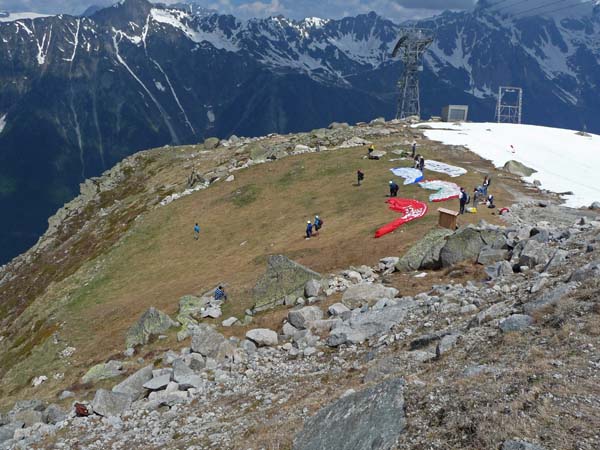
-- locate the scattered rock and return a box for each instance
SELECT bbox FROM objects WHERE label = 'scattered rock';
[253,255,321,312]
[246,329,278,347]
[341,283,399,309]
[125,307,177,348]
[396,228,452,271]
[143,374,171,391]
[502,440,546,450]
[499,314,534,332]
[304,279,322,298]
[203,137,220,150]
[524,283,577,314]
[221,317,239,327]
[82,360,123,384]
[91,390,132,418]
[503,160,537,177]
[288,306,324,329]
[328,303,350,316]
[190,324,235,361]
[112,365,154,401]
[292,377,406,450]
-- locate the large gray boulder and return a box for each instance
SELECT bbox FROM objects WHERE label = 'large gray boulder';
[499,314,534,332]
[304,279,322,298]
[524,282,577,314]
[568,260,600,282]
[125,307,177,348]
[518,240,551,268]
[91,389,132,417]
[0,422,23,444]
[288,306,324,329]
[341,283,399,309]
[293,377,406,450]
[485,260,514,279]
[246,328,278,347]
[440,227,486,268]
[81,360,123,384]
[252,255,321,312]
[503,160,537,177]
[112,365,154,401]
[477,247,509,265]
[395,228,453,271]
[177,295,210,326]
[190,324,235,361]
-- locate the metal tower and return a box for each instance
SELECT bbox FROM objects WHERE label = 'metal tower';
[392,28,434,120]
[495,86,523,124]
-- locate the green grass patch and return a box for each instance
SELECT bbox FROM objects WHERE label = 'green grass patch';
[229,184,261,207]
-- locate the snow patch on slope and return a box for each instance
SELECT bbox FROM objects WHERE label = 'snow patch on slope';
[0,114,6,133]
[419,122,600,208]
[0,12,51,22]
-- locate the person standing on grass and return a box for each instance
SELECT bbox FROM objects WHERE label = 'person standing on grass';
[306,220,313,239]
[193,223,200,240]
[482,175,491,196]
[389,180,399,197]
[357,169,365,186]
[419,155,425,172]
[459,187,468,214]
[314,215,323,235]
[412,142,417,158]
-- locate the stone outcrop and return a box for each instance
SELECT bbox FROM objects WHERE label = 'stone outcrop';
[125,307,178,348]
[395,228,452,271]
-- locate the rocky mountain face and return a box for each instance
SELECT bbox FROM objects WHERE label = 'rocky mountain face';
[1,0,599,264]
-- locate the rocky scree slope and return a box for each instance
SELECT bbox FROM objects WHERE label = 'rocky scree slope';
[1,201,600,449]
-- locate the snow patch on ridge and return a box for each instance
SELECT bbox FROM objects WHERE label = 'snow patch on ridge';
[0,12,51,22]
[0,114,6,134]
[419,122,600,208]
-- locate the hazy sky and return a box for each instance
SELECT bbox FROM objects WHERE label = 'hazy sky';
[0,0,479,20]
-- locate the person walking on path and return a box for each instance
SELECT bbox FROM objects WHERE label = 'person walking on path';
[193,223,200,240]
[389,180,399,197]
[214,285,227,301]
[459,187,468,214]
[313,215,323,235]
[357,169,365,186]
[306,220,313,239]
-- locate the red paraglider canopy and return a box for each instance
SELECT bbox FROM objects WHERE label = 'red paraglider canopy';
[374,198,428,238]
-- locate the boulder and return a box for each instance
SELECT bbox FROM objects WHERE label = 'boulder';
[81,360,123,384]
[292,377,406,450]
[518,240,550,268]
[589,201,600,210]
[172,359,195,382]
[11,410,43,427]
[282,322,299,336]
[485,261,514,279]
[252,255,321,312]
[221,317,239,327]
[568,260,600,282]
[143,374,171,391]
[246,328,278,347]
[524,282,577,314]
[42,404,66,425]
[304,279,322,298]
[125,307,177,348]
[190,324,234,361]
[502,440,546,450]
[328,303,350,316]
[203,137,220,150]
[499,314,534,332]
[177,295,209,326]
[543,249,568,272]
[112,365,153,401]
[306,319,342,333]
[440,227,485,268]
[477,247,509,265]
[396,228,453,272]
[288,306,324,329]
[341,283,399,309]
[0,423,23,444]
[503,160,537,177]
[328,122,350,129]
[91,389,132,417]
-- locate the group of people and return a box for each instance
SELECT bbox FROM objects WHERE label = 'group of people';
[306,215,323,239]
[459,175,495,214]
[413,154,425,172]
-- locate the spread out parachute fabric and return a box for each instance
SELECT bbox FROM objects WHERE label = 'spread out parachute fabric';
[390,168,424,185]
[374,198,428,238]
[424,160,467,177]
[418,180,461,202]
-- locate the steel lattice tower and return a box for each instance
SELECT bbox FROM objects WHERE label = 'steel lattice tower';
[392,28,434,120]
[495,86,523,124]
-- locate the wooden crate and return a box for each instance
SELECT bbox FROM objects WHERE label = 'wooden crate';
[438,208,459,230]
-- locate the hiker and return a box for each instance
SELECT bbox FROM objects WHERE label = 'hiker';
[473,188,480,205]
[306,220,313,239]
[193,223,200,240]
[389,180,399,197]
[314,215,323,235]
[486,194,495,209]
[411,141,417,158]
[368,145,379,160]
[414,154,420,169]
[459,187,468,214]
[357,169,365,186]
[482,176,491,195]
[214,285,227,301]
[419,156,425,172]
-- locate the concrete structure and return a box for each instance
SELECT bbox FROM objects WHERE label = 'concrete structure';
[442,105,469,122]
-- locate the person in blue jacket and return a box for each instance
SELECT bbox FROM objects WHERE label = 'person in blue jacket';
[314,215,323,235]
[306,220,313,239]
[389,180,399,197]
[214,285,227,301]
[193,223,200,240]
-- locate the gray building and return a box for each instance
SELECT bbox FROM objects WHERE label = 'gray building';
[442,105,469,122]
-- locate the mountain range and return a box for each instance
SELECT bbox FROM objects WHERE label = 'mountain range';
[0,0,599,264]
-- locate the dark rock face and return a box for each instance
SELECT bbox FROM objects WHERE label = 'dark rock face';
[293,377,406,450]
[1,0,600,263]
